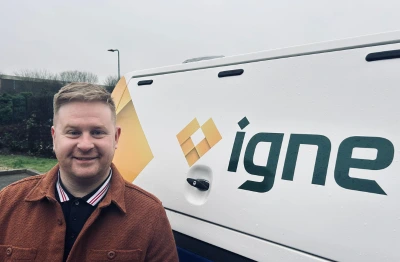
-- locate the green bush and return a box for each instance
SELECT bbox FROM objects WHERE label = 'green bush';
[0,94,13,124]
[12,94,27,122]
[0,92,54,157]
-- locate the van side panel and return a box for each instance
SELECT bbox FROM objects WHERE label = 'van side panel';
[117,40,400,261]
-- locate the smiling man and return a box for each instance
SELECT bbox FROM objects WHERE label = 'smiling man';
[0,83,179,262]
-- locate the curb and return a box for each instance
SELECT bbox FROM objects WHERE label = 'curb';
[0,169,40,176]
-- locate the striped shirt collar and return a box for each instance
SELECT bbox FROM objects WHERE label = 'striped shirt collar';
[56,169,112,206]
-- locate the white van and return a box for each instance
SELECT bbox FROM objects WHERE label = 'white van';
[111,31,400,262]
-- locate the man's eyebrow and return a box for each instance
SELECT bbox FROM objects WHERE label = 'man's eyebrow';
[63,125,107,129]
[64,124,80,129]
[91,125,107,129]
[63,125,79,129]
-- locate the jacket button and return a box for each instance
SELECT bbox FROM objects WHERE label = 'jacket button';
[107,251,116,259]
[6,247,12,256]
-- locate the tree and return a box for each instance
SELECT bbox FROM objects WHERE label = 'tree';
[103,75,119,87]
[14,69,58,81]
[13,69,99,84]
[58,70,98,83]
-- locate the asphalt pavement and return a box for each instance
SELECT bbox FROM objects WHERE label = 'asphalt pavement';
[0,170,39,190]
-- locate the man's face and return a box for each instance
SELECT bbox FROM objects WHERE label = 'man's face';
[51,101,121,182]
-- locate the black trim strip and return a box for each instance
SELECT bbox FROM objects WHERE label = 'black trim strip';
[137,80,153,86]
[165,208,336,262]
[366,49,400,62]
[218,69,244,78]
[174,231,255,262]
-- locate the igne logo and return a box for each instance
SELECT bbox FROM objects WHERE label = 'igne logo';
[228,117,395,195]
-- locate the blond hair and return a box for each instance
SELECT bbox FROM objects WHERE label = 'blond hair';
[53,82,116,124]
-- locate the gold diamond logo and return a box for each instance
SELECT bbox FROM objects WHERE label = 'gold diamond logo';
[177,118,222,166]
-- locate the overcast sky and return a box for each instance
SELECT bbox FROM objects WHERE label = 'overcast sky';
[1,0,400,83]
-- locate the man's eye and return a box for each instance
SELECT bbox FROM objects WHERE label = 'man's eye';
[92,130,105,136]
[67,131,80,136]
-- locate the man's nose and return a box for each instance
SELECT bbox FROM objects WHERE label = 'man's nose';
[77,133,94,151]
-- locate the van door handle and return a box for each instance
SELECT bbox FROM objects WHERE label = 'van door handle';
[218,69,244,78]
[186,178,210,191]
[366,49,400,62]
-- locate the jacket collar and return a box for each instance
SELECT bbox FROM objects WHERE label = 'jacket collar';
[25,163,127,214]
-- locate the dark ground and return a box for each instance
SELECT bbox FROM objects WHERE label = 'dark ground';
[0,170,39,190]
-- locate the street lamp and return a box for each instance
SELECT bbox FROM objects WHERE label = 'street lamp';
[107,49,120,79]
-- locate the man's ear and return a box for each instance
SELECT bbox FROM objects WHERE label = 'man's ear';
[51,126,56,150]
[114,126,122,149]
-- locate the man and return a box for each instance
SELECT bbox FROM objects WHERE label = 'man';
[0,83,179,261]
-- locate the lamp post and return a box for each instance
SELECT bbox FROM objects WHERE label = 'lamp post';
[107,49,120,79]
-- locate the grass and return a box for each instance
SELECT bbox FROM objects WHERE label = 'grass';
[0,154,58,173]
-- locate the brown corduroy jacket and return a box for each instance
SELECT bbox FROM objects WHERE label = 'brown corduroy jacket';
[0,164,179,262]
